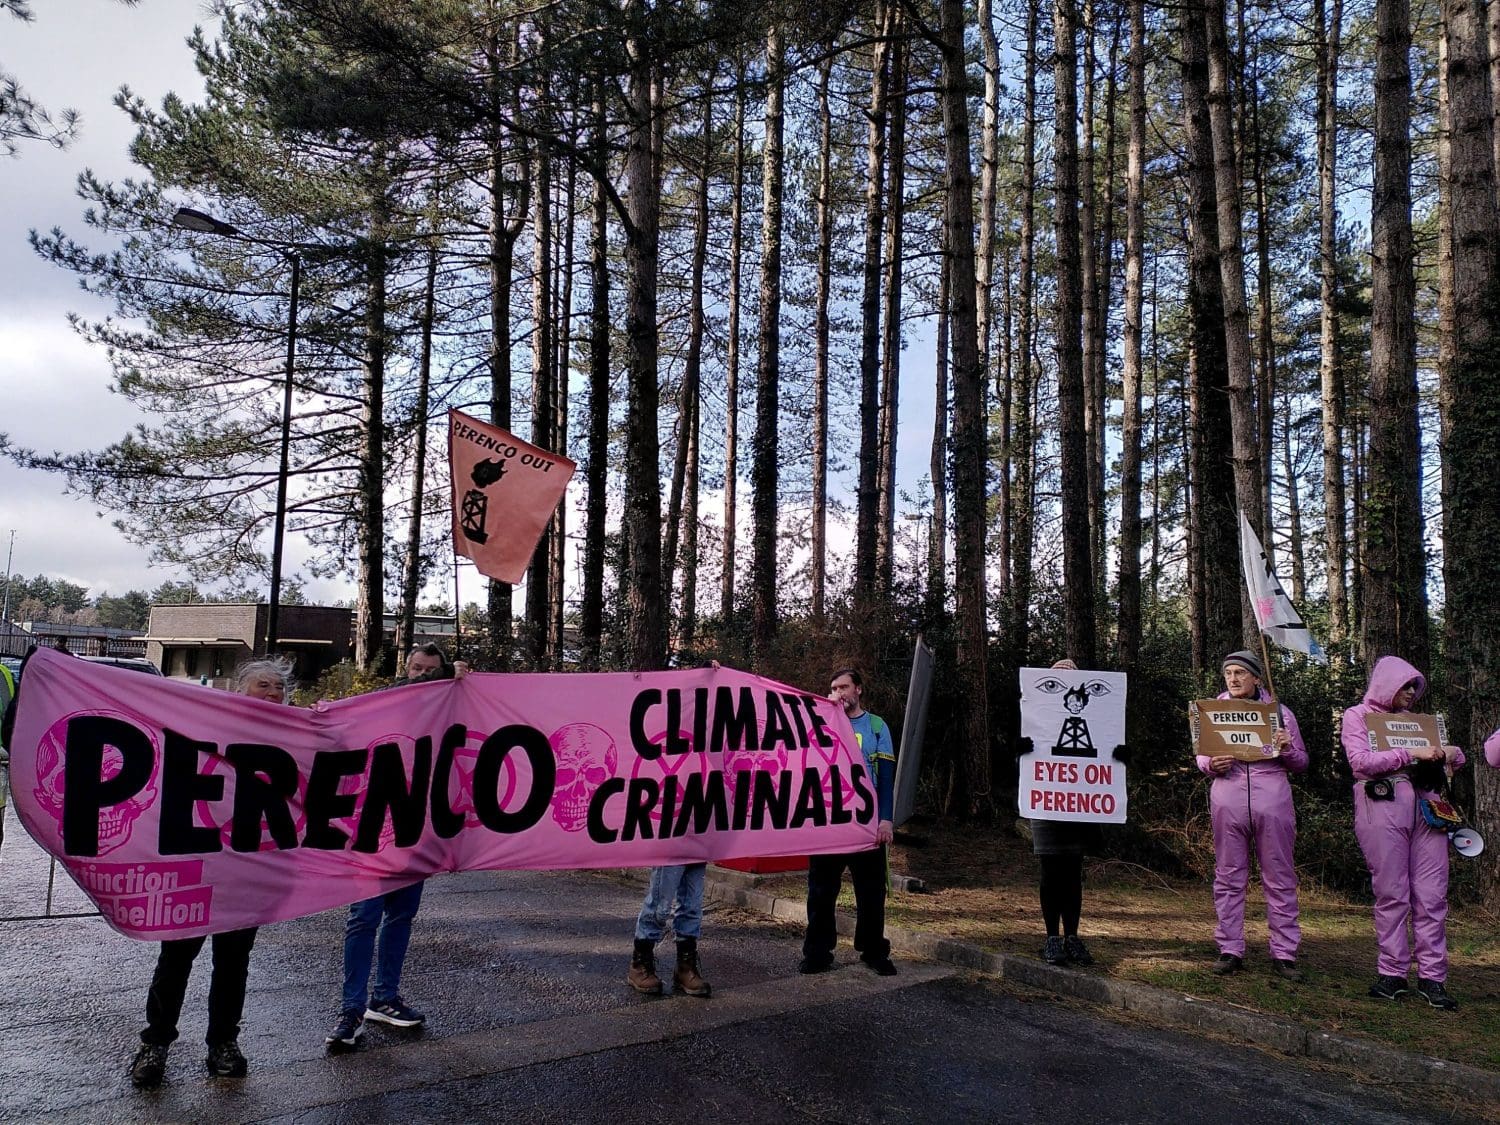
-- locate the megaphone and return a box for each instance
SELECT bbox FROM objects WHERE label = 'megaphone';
[1450,827,1485,858]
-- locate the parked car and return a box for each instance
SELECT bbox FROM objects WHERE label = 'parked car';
[79,655,163,676]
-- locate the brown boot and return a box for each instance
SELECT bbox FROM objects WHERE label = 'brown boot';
[628,938,662,994]
[673,937,711,998]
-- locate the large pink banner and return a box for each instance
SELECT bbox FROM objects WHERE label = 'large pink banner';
[8,648,876,939]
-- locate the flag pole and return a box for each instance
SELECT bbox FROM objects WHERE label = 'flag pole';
[1257,627,1277,706]
[452,550,462,661]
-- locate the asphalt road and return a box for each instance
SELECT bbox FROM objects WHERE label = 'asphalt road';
[0,804,1474,1124]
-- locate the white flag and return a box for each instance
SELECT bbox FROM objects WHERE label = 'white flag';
[1239,510,1328,664]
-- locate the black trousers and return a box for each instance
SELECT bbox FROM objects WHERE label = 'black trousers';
[803,846,890,962]
[141,928,258,1047]
[1038,854,1084,937]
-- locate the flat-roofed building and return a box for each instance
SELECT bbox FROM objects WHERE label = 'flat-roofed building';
[144,603,351,687]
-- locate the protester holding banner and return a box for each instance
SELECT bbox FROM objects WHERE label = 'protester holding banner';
[1195,650,1307,981]
[1341,656,1465,1011]
[129,658,293,1089]
[326,644,466,1051]
[628,864,711,997]
[800,667,897,977]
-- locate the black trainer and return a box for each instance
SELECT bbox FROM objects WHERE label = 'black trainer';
[1064,936,1094,966]
[1368,974,1410,1001]
[797,955,834,974]
[130,1043,168,1089]
[1211,954,1243,976]
[205,1039,247,1078]
[1416,979,1458,1011]
[861,954,898,977]
[1041,936,1068,965]
[325,1009,364,1051]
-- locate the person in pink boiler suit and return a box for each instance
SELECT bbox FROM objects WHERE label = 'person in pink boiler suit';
[1341,655,1465,1011]
[1485,727,1500,769]
[1196,650,1308,982]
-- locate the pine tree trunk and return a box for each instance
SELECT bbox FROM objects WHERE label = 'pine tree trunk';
[1204,0,1266,617]
[622,4,667,672]
[681,364,701,650]
[1280,382,1308,602]
[550,143,575,671]
[976,0,1001,396]
[1316,0,1348,647]
[1249,32,1278,551]
[1439,0,1500,904]
[396,241,437,663]
[1362,0,1431,669]
[940,0,991,813]
[856,1,891,600]
[354,179,389,674]
[720,62,746,627]
[678,82,711,649]
[1055,0,1098,667]
[1080,0,1104,589]
[1116,0,1146,673]
[580,79,608,671]
[751,26,784,658]
[665,84,712,631]
[1489,0,1500,182]
[1010,0,1039,667]
[526,140,554,670]
[812,56,833,621]
[1093,14,1122,600]
[485,37,526,670]
[1182,0,1240,672]
[932,219,950,614]
[877,20,906,596]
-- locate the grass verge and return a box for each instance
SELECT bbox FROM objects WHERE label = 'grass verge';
[751,822,1500,1074]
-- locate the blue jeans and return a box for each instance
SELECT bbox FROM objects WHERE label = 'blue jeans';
[341,881,424,1013]
[635,864,706,941]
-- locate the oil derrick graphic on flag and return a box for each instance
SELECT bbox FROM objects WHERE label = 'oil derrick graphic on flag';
[449,410,577,584]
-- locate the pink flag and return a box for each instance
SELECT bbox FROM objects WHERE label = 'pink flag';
[7,648,876,939]
[450,409,576,584]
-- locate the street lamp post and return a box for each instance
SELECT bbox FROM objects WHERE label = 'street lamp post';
[172,207,300,654]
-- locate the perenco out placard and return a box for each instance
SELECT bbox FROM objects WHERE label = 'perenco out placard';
[1189,698,1282,763]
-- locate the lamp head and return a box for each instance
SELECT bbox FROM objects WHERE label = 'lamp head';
[172,207,239,237]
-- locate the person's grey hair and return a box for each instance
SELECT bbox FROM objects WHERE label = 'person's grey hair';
[232,657,295,703]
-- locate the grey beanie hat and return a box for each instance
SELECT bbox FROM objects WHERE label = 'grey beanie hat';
[1222,649,1264,680]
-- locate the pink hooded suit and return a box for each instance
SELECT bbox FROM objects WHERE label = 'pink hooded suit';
[1341,656,1465,982]
[1196,690,1307,961]
[1485,728,1500,768]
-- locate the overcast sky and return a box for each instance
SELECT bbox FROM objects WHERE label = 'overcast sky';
[1,0,943,613]
[1,0,221,600]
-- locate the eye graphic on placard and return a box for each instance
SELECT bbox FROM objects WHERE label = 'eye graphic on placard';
[33,712,160,855]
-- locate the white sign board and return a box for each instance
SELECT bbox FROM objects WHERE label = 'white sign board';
[1018,667,1128,823]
